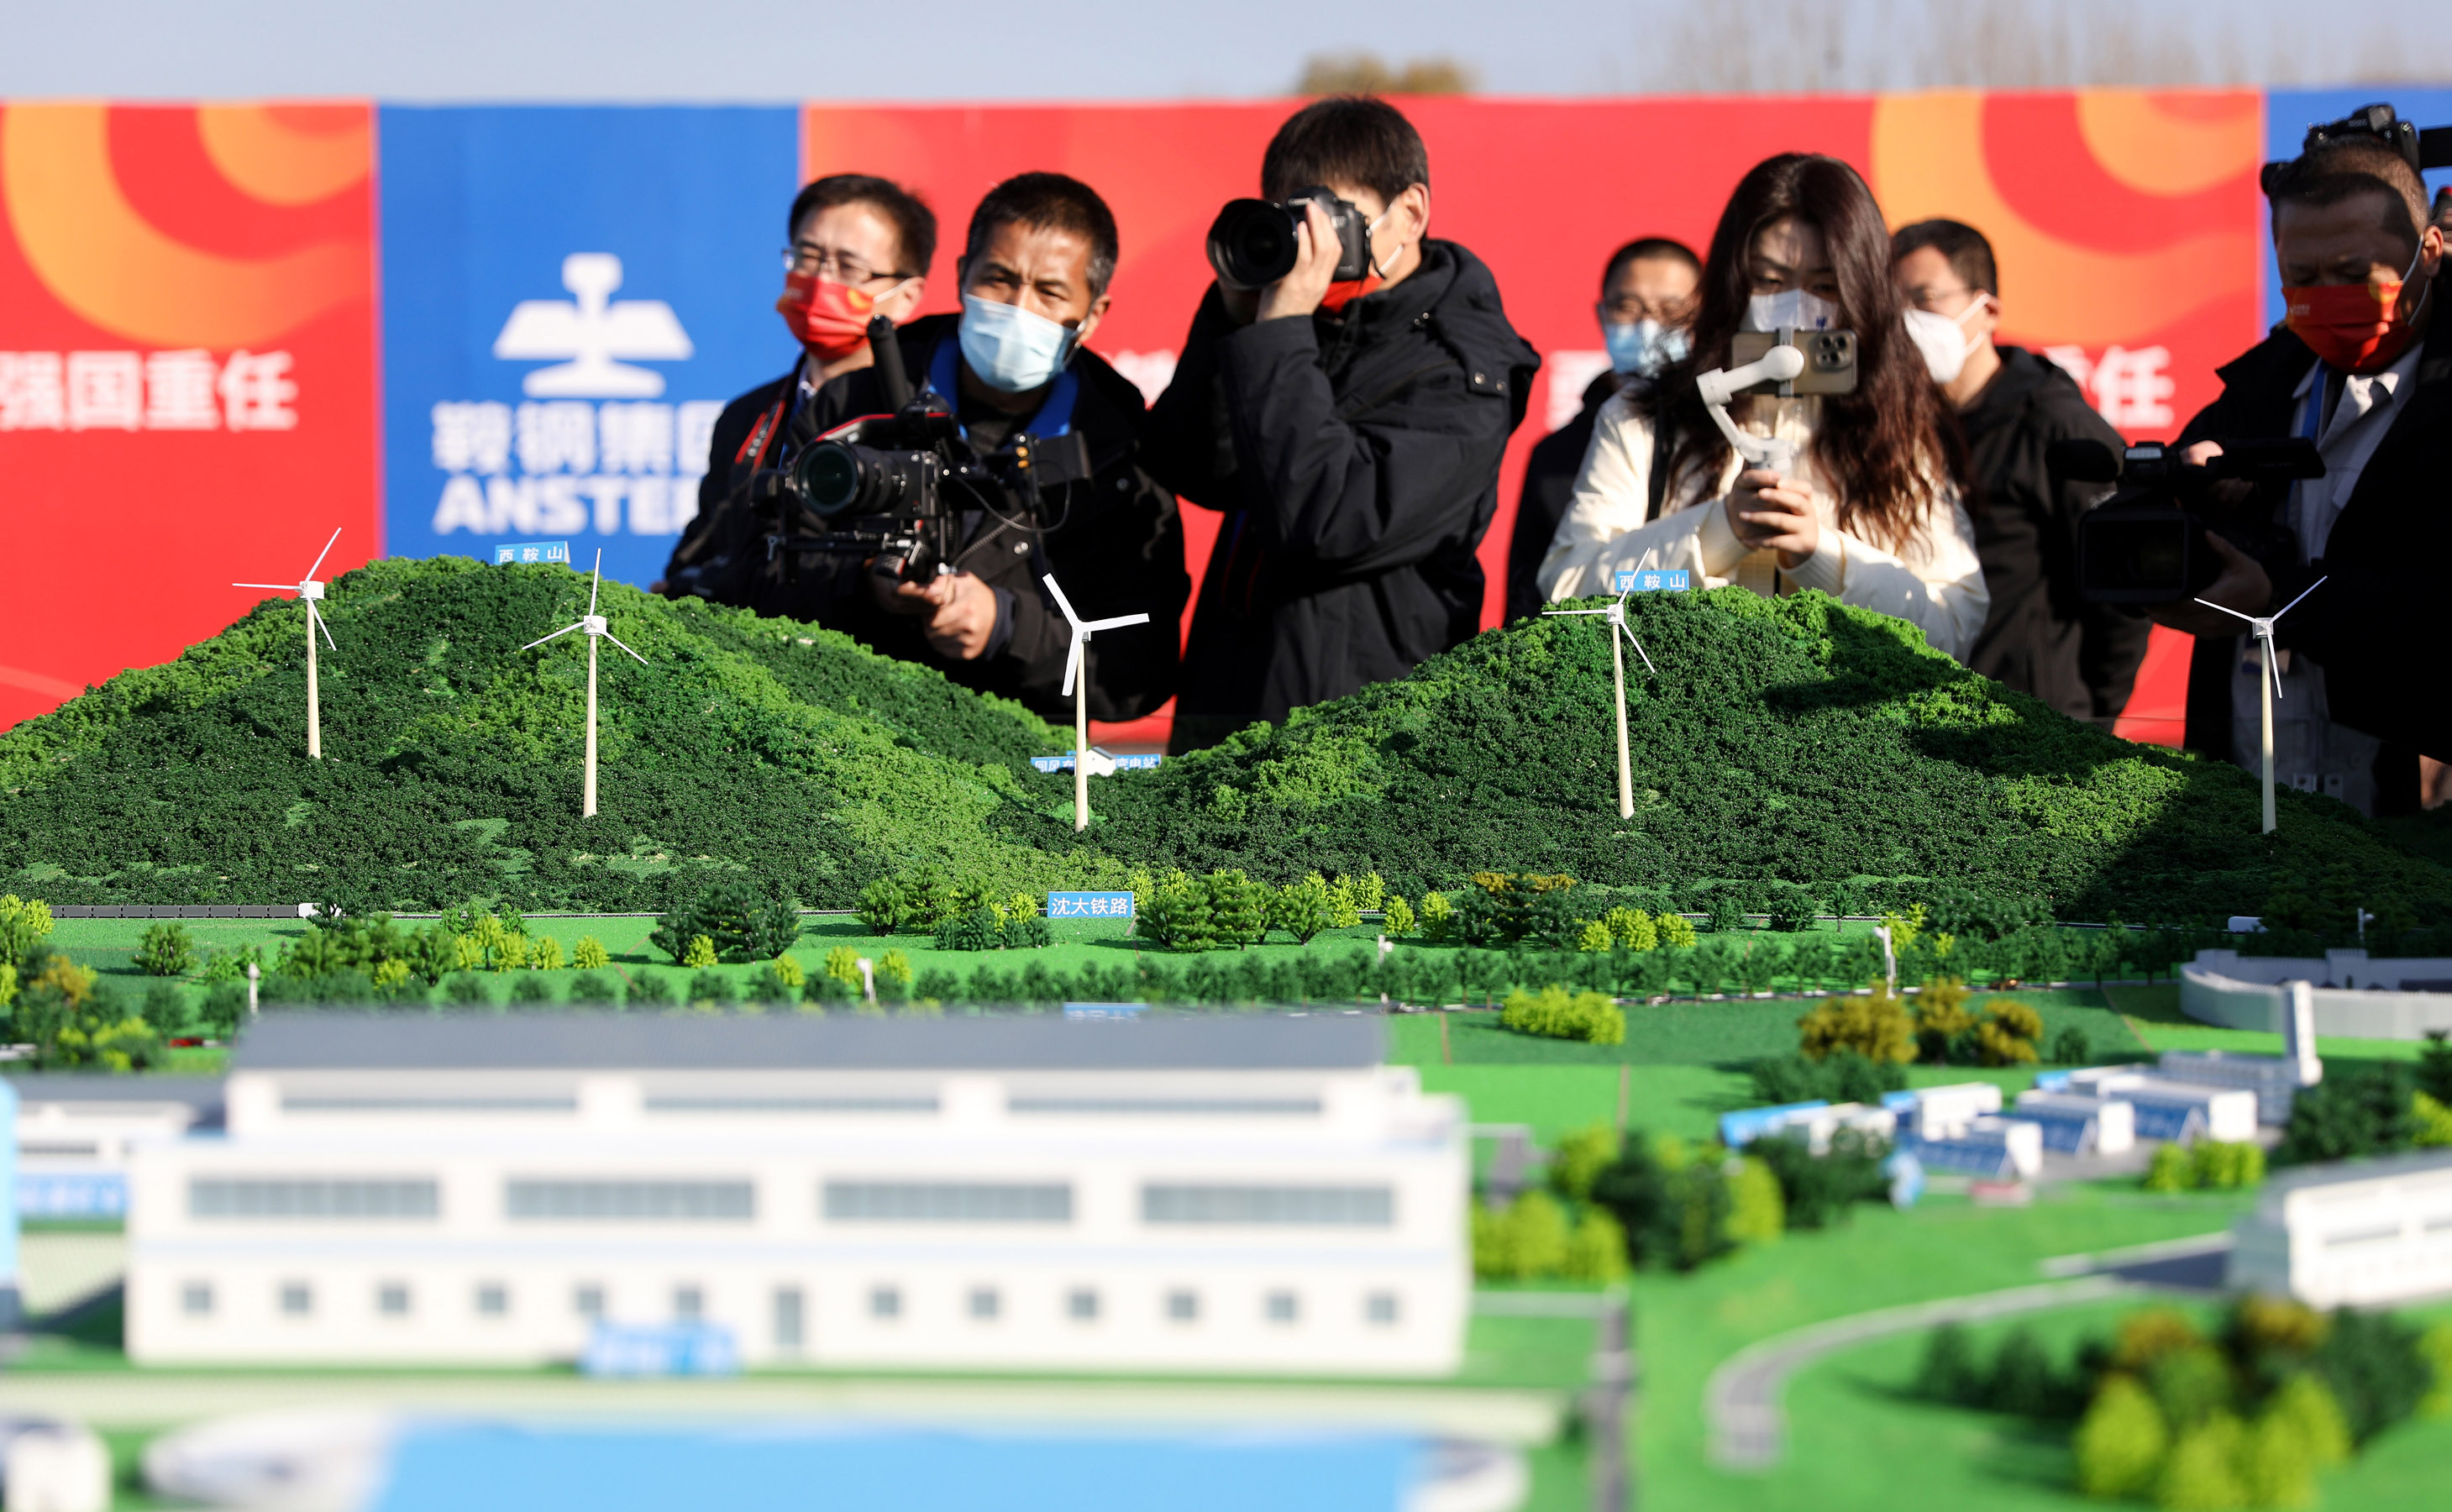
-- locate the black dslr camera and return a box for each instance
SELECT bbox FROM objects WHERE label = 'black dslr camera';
[2263,100,2452,192]
[746,321,1091,581]
[1205,186,1374,291]
[2055,437,2322,605]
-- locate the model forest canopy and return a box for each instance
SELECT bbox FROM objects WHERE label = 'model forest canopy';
[1,557,2444,926]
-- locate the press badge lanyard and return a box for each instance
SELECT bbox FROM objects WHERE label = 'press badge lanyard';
[924,336,1080,439]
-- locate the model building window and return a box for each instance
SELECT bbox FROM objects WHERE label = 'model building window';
[573,1284,605,1319]
[1166,1289,1200,1323]
[475,1284,509,1317]
[773,1287,804,1350]
[1067,1288,1100,1321]
[1366,1291,1401,1326]
[378,1283,412,1317]
[279,1282,312,1316]
[869,1285,902,1320]
[822,1181,1072,1223]
[1265,1290,1300,1324]
[1140,1184,1394,1226]
[673,1286,704,1321]
[968,1286,1001,1321]
[504,1179,754,1221]
[181,1281,213,1316]
[192,1178,438,1220]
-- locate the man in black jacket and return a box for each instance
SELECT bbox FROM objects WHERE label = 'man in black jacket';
[1146,97,1541,752]
[1893,219,2149,725]
[1505,237,1699,625]
[663,173,1187,725]
[2152,126,2448,813]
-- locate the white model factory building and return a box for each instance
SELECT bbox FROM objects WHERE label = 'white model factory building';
[123,1014,1468,1374]
[2229,1149,2452,1307]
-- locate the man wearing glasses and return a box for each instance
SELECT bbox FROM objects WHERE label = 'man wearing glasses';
[663,172,1185,727]
[1892,218,2146,727]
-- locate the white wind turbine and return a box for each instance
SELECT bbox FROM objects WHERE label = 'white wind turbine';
[522,549,649,818]
[1042,573,1151,833]
[1544,587,1657,819]
[2194,576,2326,835]
[232,527,344,759]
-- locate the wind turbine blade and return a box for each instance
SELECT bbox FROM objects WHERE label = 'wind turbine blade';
[1061,637,1083,698]
[1040,574,1084,630]
[522,621,585,651]
[601,632,650,666]
[1541,608,1608,617]
[1620,625,1657,675]
[2190,597,2261,625]
[1084,612,1152,632]
[232,583,295,591]
[303,526,343,583]
[307,599,338,651]
[2263,631,2285,702]
[588,549,603,617]
[2271,574,2329,622]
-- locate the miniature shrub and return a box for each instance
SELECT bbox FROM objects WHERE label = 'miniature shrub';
[528,935,564,972]
[2143,1142,2194,1194]
[139,980,191,1038]
[1603,906,1657,952]
[685,969,738,1006]
[1324,875,1363,930]
[0,896,55,972]
[566,970,619,1005]
[935,906,1004,952]
[1762,885,1819,932]
[1134,869,1215,952]
[2278,1060,2418,1164]
[823,946,863,988]
[1560,1208,1630,1282]
[198,981,246,1038]
[1500,985,1624,1045]
[801,970,852,1007]
[1002,914,1053,948]
[911,968,959,1004]
[2413,1091,2452,1147]
[1418,891,1455,942]
[1915,1324,1985,1406]
[1656,911,1698,949]
[1750,1126,1890,1230]
[1547,1123,1620,1201]
[628,973,675,1006]
[1911,978,1976,1062]
[2420,1030,2452,1105]
[1473,1190,1572,1282]
[509,973,556,1004]
[1380,895,1415,937]
[744,963,795,1005]
[1750,1048,1906,1106]
[1969,998,2044,1067]
[444,972,494,1006]
[2156,1414,2249,1509]
[2075,1375,2169,1499]
[681,935,718,970]
[877,949,913,988]
[1724,1155,1785,1246]
[2050,1025,2095,1065]
[1206,870,1270,948]
[136,922,197,977]
[856,877,906,934]
[570,936,609,971]
[1575,920,1614,953]
[1269,874,1336,945]
[1797,985,1915,1064]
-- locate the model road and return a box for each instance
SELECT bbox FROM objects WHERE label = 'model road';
[1704,1273,2139,1470]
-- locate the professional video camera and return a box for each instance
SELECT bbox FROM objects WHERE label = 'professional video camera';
[1205,186,1375,291]
[2265,100,2452,188]
[744,319,1092,581]
[2056,437,2322,605]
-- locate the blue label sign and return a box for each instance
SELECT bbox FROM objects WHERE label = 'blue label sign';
[1047,890,1135,920]
[1030,753,1163,773]
[380,106,800,589]
[581,1321,740,1378]
[1614,568,1691,592]
[493,540,571,565]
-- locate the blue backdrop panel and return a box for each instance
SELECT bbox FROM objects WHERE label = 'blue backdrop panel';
[378,106,800,586]
[2262,89,2452,328]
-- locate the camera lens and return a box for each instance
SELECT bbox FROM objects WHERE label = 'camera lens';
[794,442,867,517]
[1206,199,1301,291]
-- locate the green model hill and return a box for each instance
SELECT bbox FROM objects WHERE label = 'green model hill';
[3,560,2440,923]
[1089,588,2452,925]
[0,557,1109,911]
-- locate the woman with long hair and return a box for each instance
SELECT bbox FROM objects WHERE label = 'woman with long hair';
[1538,154,1987,659]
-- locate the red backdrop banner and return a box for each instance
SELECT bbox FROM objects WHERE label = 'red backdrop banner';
[0,102,380,732]
[803,91,2260,746]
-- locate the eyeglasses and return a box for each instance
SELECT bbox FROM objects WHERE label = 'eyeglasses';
[780,244,911,285]
[1903,283,1982,315]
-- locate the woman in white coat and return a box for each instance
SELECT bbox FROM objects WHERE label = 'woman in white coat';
[1539,154,1987,660]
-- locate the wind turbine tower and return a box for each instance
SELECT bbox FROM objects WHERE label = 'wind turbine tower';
[232,528,344,759]
[2194,578,2326,834]
[522,550,649,817]
[1041,574,1151,833]
[1544,587,1657,820]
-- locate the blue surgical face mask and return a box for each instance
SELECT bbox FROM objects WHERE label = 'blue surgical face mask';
[1742,288,1840,333]
[958,294,1076,393]
[1604,317,1690,378]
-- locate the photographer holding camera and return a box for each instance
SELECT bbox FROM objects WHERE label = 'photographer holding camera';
[664,172,1187,725]
[1145,96,1540,752]
[2152,108,2449,807]
[1539,155,1986,659]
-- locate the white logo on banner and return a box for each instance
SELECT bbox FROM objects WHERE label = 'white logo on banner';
[493,253,693,398]
[431,253,725,540]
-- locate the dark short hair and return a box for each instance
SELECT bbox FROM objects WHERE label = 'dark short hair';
[1601,237,1701,294]
[963,172,1121,299]
[1890,218,2000,299]
[2263,139,2429,250]
[1261,95,1430,205]
[788,175,937,278]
